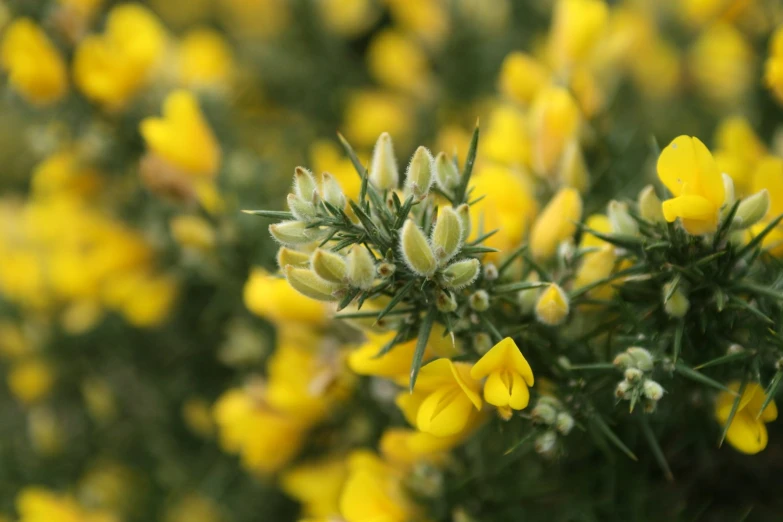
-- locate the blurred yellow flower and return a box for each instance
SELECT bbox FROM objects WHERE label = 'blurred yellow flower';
[0,18,67,106]
[58,0,105,19]
[657,135,725,235]
[715,381,777,454]
[244,268,329,326]
[343,90,413,148]
[765,25,783,104]
[309,140,364,201]
[316,0,380,37]
[7,358,54,405]
[170,215,216,251]
[498,52,549,106]
[31,150,103,200]
[573,214,617,300]
[713,117,766,197]
[104,271,178,328]
[141,90,221,178]
[339,451,417,522]
[380,427,465,468]
[548,0,608,75]
[688,23,753,106]
[367,29,431,97]
[81,378,117,424]
[385,0,449,48]
[529,86,581,177]
[178,29,234,89]
[281,457,348,518]
[73,3,166,109]
[482,104,531,168]
[530,187,583,259]
[16,487,119,522]
[164,494,224,522]
[218,0,290,40]
[470,337,534,420]
[750,155,783,254]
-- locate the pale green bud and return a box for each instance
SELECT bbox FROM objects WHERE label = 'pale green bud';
[473,332,493,355]
[442,258,481,289]
[534,431,558,455]
[469,290,490,311]
[733,189,770,230]
[532,403,557,425]
[535,283,569,326]
[431,206,462,264]
[294,167,319,203]
[347,246,375,289]
[456,204,471,243]
[405,146,434,200]
[284,265,342,301]
[663,282,689,318]
[436,290,458,313]
[555,412,574,435]
[722,173,736,210]
[537,396,563,410]
[287,194,317,221]
[642,379,664,401]
[483,263,498,281]
[311,249,348,283]
[377,262,396,278]
[276,247,311,268]
[624,368,643,383]
[727,343,744,355]
[321,172,346,209]
[559,139,589,193]
[638,185,664,224]
[613,352,634,370]
[517,286,539,314]
[615,380,631,399]
[270,221,318,245]
[607,200,638,237]
[434,152,459,194]
[400,220,436,276]
[626,347,654,372]
[369,132,399,190]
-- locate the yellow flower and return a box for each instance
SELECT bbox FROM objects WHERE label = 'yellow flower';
[529,86,581,177]
[309,140,364,202]
[715,381,777,454]
[469,337,534,419]
[398,358,482,437]
[573,214,616,299]
[316,0,379,37]
[178,29,234,89]
[106,271,178,327]
[141,90,221,177]
[73,3,166,109]
[212,388,305,474]
[367,29,431,96]
[244,268,328,326]
[57,0,104,19]
[530,187,583,259]
[339,451,416,522]
[281,457,348,518]
[750,155,783,254]
[30,151,103,200]
[657,135,726,235]
[7,358,54,405]
[482,104,531,168]
[628,39,681,100]
[16,487,119,522]
[713,117,766,197]
[380,427,468,468]
[535,283,570,326]
[170,215,216,251]
[688,23,753,106]
[0,18,67,106]
[342,90,412,149]
[765,26,783,104]
[385,0,449,48]
[547,0,608,74]
[218,0,290,40]
[497,51,549,105]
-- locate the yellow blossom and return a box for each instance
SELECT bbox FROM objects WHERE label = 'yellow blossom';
[547,0,608,74]
[385,0,449,48]
[482,104,531,168]
[688,23,753,106]
[30,151,103,200]
[535,283,570,326]
[105,271,178,327]
[469,337,534,419]
[28,407,64,456]
[339,451,416,522]
[629,39,681,100]
[0,19,68,106]
[141,90,221,177]
[715,381,777,454]
[244,268,328,326]
[57,0,104,20]
[398,358,482,437]
[367,29,431,96]
[530,187,583,259]
[750,155,783,254]
[7,358,54,405]
[170,215,216,251]
[16,487,119,522]
[281,457,348,518]
[178,29,234,89]
[316,0,379,37]
[343,90,413,149]
[529,86,581,177]
[218,0,290,40]
[713,117,766,196]
[765,26,783,104]
[497,52,548,105]
[380,427,466,468]
[657,135,726,235]
[573,214,616,299]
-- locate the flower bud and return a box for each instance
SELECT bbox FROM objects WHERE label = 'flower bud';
[555,412,574,435]
[377,262,396,278]
[270,221,318,245]
[642,379,664,401]
[722,173,735,211]
[535,283,570,326]
[405,146,434,199]
[442,259,481,289]
[284,265,342,301]
[294,167,319,203]
[624,368,643,383]
[311,249,348,283]
[469,290,490,311]
[607,200,639,237]
[663,282,689,318]
[613,352,633,369]
[532,403,557,425]
[434,152,460,194]
[456,204,471,243]
[276,247,310,268]
[558,139,589,193]
[626,347,654,372]
[530,187,583,259]
[369,132,399,190]
[473,332,493,355]
[436,290,458,313]
[347,246,375,289]
[321,172,346,208]
[727,343,744,355]
[534,431,558,455]
[638,185,664,224]
[400,220,437,276]
[615,380,631,399]
[287,194,317,221]
[431,206,462,264]
[517,275,540,314]
[733,189,770,230]
[483,263,499,281]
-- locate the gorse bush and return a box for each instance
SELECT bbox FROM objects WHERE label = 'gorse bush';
[2,0,783,521]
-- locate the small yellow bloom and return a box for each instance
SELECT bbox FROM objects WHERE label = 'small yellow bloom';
[309,140,364,201]
[342,90,412,149]
[713,117,766,197]
[470,337,534,419]
[57,0,105,20]
[244,268,328,326]
[141,90,221,177]
[386,0,449,47]
[316,0,380,37]
[547,0,608,74]
[529,187,583,259]
[110,272,178,327]
[16,487,119,522]
[765,26,783,104]
[339,451,416,522]
[482,104,531,168]
[31,151,103,200]
[178,29,234,89]
[281,457,347,518]
[170,215,216,251]
[715,381,777,454]
[750,155,783,254]
[497,51,549,105]
[7,358,54,405]
[535,283,570,326]
[399,358,482,437]
[0,19,68,106]
[657,135,726,235]
[367,29,431,96]
[529,86,581,177]
[688,23,753,106]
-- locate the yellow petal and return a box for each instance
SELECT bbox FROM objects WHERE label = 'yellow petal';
[658,136,723,207]
[724,410,768,454]
[743,382,778,422]
[416,387,475,437]
[449,361,483,410]
[470,337,534,386]
[661,195,715,222]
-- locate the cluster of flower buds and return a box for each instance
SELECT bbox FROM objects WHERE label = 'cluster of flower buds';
[531,396,575,457]
[613,347,664,413]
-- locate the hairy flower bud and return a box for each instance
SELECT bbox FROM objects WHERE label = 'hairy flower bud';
[532,403,557,425]
[483,263,499,281]
[377,262,396,278]
[405,146,434,199]
[535,283,570,326]
[287,193,317,221]
[607,200,639,237]
[733,189,770,230]
[469,290,490,312]
[615,380,631,399]
[431,206,462,264]
[369,132,399,190]
[311,249,348,283]
[473,332,493,355]
[276,247,310,268]
[434,152,459,194]
[722,173,735,211]
[270,221,318,245]
[555,412,574,435]
[442,259,481,289]
[456,203,471,243]
[624,368,643,383]
[436,290,458,313]
[613,352,633,369]
[638,185,664,224]
[626,347,654,372]
[530,187,583,259]
[663,282,689,318]
[347,246,375,289]
[642,379,664,401]
[321,172,346,209]
[284,265,342,301]
[534,430,558,455]
[294,166,318,203]
[400,220,436,276]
